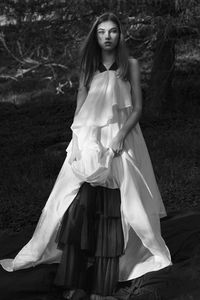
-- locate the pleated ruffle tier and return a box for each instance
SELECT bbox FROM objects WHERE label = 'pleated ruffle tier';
[54,182,124,296]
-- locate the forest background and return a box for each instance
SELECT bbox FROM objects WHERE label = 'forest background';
[0,0,199,234]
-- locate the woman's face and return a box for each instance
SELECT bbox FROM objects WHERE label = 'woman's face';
[96,20,120,52]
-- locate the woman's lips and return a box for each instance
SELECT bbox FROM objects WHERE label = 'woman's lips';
[104,41,112,46]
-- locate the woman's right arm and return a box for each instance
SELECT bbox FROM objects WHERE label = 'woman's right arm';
[69,74,88,164]
[74,73,88,116]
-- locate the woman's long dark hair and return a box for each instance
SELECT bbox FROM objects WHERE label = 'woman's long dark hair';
[79,12,130,88]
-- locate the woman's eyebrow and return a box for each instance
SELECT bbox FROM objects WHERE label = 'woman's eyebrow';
[97,27,118,31]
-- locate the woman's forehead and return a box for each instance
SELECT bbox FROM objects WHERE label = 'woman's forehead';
[97,20,118,30]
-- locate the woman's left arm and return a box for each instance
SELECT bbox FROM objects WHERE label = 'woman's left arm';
[110,58,142,154]
[120,58,142,138]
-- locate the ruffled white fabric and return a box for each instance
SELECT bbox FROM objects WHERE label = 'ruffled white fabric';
[70,141,114,186]
[0,68,172,279]
[71,70,132,130]
[68,70,132,186]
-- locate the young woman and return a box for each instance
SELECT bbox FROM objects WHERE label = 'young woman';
[0,12,172,300]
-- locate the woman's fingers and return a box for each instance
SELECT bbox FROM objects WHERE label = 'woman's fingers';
[112,148,123,156]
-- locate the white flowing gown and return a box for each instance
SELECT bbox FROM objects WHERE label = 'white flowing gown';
[0,64,172,281]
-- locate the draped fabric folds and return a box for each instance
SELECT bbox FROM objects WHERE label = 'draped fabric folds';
[0,62,171,290]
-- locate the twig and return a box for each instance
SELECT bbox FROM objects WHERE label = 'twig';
[47,63,68,70]
[0,75,18,81]
[17,40,23,58]
[0,32,24,64]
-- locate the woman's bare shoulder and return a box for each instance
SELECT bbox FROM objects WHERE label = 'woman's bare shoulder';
[128,57,139,69]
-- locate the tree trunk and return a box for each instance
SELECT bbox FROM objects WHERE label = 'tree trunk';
[147,30,175,117]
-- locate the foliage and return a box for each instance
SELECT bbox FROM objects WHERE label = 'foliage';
[0,0,199,99]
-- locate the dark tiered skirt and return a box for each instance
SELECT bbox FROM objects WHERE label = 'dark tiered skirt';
[54,182,124,296]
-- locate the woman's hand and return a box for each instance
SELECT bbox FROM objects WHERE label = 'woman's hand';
[109,132,125,156]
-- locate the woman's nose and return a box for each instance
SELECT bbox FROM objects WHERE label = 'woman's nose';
[105,31,111,39]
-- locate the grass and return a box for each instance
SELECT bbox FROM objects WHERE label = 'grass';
[0,97,74,233]
[0,95,199,234]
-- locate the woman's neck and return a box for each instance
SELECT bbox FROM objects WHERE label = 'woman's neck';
[101,50,116,65]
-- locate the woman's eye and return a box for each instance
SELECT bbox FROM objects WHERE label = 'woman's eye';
[97,29,118,36]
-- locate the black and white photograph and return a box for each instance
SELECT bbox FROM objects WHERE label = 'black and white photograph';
[0,1,199,299]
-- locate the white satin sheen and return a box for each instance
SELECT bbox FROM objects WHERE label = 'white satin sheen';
[0,69,171,280]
